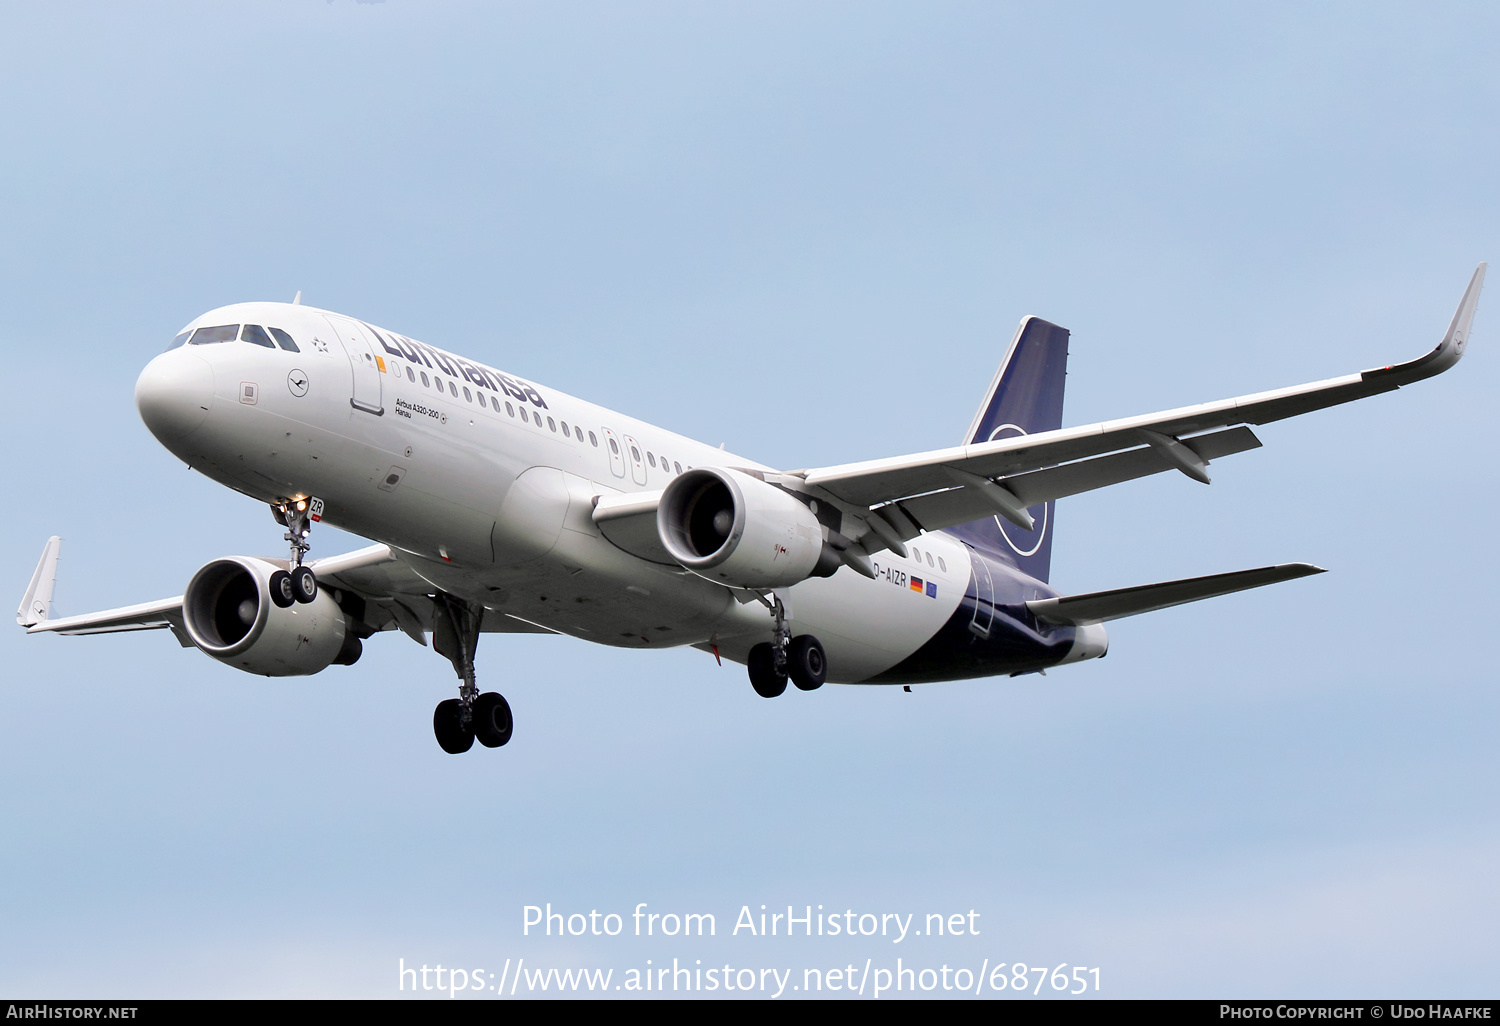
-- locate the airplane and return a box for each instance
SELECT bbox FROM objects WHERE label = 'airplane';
[16,266,1486,753]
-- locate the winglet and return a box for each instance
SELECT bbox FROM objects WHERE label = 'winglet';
[17,536,61,627]
[1366,263,1486,385]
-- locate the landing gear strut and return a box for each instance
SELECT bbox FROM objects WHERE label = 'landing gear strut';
[268,498,322,607]
[430,592,512,754]
[746,595,826,697]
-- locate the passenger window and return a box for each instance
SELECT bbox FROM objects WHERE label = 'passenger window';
[240,324,275,349]
[561,421,569,435]
[630,445,641,462]
[463,387,472,402]
[406,366,415,382]
[547,417,557,432]
[268,327,300,352]
[189,325,239,345]
[519,407,529,423]
[165,331,190,352]
[938,557,947,572]
[505,402,515,417]
[590,432,599,447]
[608,438,619,454]
[926,552,934,567]
[674,461,682,474]
[448,381,458,397]
[420,372,430,387]
[648,452,657,468]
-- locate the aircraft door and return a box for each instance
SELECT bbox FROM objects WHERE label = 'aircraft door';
[967,547,994,639]
[622,434,648,485]
[600,427,626,478]
[324,315,385,415]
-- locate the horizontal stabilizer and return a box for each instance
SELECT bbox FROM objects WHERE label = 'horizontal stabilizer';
[1027,562,1326,626]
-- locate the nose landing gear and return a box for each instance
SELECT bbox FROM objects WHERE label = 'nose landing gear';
[268,498,323,607]
[430,592,513,754]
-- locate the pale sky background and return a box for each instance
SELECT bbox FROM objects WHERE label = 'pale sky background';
[1,1,1497,999]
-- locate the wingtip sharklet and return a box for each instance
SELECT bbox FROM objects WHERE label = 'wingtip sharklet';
[1366,262,1485,385]
[17,536,61,628]
[1439,261,1486,366]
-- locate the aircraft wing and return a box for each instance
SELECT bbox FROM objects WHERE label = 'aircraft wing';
[25,595,190,641]
[16,536,189,641]
[18,542,411,646]
[18,540,548,647]
[792,264,1485,548]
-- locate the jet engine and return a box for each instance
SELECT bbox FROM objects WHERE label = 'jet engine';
[658,468,837,589]
[182,556,358,676]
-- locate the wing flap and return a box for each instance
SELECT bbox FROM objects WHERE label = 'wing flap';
[1026,562,1325,626]
[892,425,1262,536]
[27,596,186,637]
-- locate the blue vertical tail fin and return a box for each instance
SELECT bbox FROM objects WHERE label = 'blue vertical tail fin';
[947,316,1069,582]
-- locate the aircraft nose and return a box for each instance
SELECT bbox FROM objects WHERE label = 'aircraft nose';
[136,351,213,443]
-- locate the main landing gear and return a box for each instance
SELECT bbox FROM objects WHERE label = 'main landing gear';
[430,592,513,754]
[268,498,321,608]
[746,595,827,698]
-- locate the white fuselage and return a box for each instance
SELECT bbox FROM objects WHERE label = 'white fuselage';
[136,301,1075,684]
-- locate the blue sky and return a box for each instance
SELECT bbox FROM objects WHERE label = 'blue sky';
[2,1,1497,998]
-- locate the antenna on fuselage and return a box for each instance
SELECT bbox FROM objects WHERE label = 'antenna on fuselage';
[292,290,302,305]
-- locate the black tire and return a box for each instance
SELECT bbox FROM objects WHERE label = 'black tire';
[433,698,474,754]
[268,570,295,608]
[291,565,318,604]
[747,642,787,698]
[788,635,827,691]
[473,692,513,748]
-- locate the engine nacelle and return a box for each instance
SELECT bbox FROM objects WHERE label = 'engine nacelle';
[658,468,826,589]
[183,556,352,676]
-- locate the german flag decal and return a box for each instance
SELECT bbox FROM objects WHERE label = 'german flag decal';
[910,576,924,593]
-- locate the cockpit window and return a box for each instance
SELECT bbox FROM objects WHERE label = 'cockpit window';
[165,331,190,352]
[240,324,276,349]
[189,324,239,345]
[268,327,300,353]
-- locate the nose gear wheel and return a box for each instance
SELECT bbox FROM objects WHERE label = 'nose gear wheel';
[270,498,323,603]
